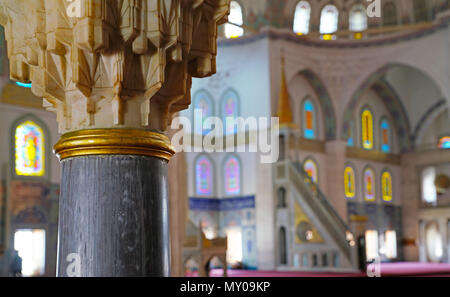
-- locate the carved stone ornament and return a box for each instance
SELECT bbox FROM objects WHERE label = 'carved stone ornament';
[0,0,230,133]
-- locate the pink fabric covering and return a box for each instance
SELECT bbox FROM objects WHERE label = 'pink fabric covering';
[185,262,450,277]
[378,262,450,277]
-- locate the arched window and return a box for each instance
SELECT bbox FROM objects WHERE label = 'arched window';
[344,166,356,199]
[438,136,450,149]
[413,0,430,23]
[293,1,311,35]
[422,166,437,203]
[349,4,368,32]
[279,227,287,265]
[195,155,214,196]
[425,222,443,262]
[225,1,244,39]
[364,167,376,201]
[277,187,287,208]
[361,108,374,150]
[14,120,45,176]
[304,158,318,183]
[347,121,355,146]
[319,5,339,34]
[221,89,240,135]
[279,135,285,161]
[381,170,393,202]
[302,99,316,139]
[224,155,241,195]
[383,2,398,26]
[365,230,379,261]
[193,90,214,135]
[380,118,391,153]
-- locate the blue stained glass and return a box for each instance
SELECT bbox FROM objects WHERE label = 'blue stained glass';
[439,137,450,149]
[303,100,315,139]
[16,82,32,88]
[381,119,390,153]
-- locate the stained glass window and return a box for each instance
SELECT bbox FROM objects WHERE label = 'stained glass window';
[438,137,450,149]
[303,99,315,139]
[319,5,339,34]
[304,159,318,183]
[361,108,374,150]
[364,168,376,201]
[293,1,311,35]
[381,171,393,202]
[15,120,45,176]
[224,155,241,195]
[380,119,391,153]
[344,166,356,199]
[195,155,213,196]
[221,89,240,135]
[193,91,214,135]
[383,2,397,26]
[349,4,367,32]
[225,1,244,39]
[347,122,354,147]
[413,0,429,23]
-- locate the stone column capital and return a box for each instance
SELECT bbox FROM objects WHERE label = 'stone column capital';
[0,0,230,133]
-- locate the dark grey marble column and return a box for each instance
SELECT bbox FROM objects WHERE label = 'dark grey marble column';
[56,155,170,277]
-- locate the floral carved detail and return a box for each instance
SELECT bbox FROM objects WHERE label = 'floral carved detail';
[0,0,230,133]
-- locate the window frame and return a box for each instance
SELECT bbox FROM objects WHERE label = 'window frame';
[293,1,311,35]
[194,154,216,197]
[192,89,215,136]
[220,88,241,136]
[361,106,374,150]
[10,114,51,181]
[223,153,242,196]
[344,164,356,199]
[301,97,317,140]
[319,4,339,35]
[379,117,391,153]
[380,169,393,202]
[303,157,319,184]
[363,166,376,202]
[382,2,398,27]
[224,0,244,39]
[349,4,368,32]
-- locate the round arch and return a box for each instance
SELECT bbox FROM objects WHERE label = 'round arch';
[296,69,337,140]
[412,99,447,148]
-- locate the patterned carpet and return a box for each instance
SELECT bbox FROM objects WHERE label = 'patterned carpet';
[186,262,450,277]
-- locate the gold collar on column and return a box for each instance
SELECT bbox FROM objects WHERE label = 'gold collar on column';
[54,129,176,161]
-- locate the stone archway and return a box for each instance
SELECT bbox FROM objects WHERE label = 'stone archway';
[340,63,446,152]
[297,69,337,141]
